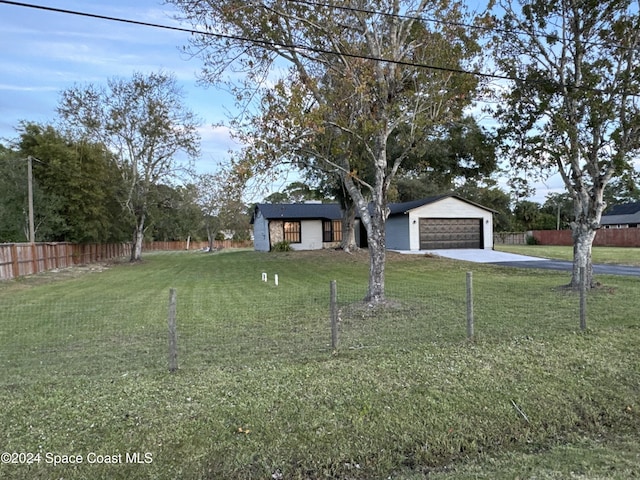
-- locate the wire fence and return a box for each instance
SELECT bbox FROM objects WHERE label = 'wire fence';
[1,262,614,388]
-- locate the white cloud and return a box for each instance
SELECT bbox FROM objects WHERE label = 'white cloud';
[0,83,59,93]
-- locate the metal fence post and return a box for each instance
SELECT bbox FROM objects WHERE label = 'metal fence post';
[466,272,474,340]
[168,288,178,372]
[579,267,587,331]
[330,280,339,350]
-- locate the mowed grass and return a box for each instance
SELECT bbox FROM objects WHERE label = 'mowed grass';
[496,244,640,266]
[0,249,639,479]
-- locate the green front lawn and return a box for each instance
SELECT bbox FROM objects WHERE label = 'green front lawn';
[0,250,638,479]
[495,244,640,266]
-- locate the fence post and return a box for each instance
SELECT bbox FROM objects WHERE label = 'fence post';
[466,272,474,340]
[579,267,587,331]
[330,280,339,350]
[31,243,39,275]
[168,288,178,372]
[10,243,19,280]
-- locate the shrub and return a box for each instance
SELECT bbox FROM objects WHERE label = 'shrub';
[271,241,292,252]
[526,234,539,245]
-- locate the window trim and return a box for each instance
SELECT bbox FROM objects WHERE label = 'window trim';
[323,219,343,242]
[283,221,301,243]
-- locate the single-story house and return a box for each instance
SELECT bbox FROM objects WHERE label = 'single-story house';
[600,202,640,229]
[251,195,495,252]
[251,202,344,251]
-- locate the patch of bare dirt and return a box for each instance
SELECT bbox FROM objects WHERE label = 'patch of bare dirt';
[268,248,440,264]
[2,260,126,289]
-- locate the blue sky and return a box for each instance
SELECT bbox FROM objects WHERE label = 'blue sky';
[0,0,241,175]
[0,0,566,202]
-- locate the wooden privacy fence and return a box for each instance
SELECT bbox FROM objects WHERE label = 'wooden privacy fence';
[494,232,528,245]
[531,228,640,247]
[0,243,131,281]
[0,240,254,281]
[495,229,640,247]
[144,239,253,251]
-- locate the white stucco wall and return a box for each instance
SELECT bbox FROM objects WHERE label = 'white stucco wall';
[406,197,494,250]
[291,220,324,250]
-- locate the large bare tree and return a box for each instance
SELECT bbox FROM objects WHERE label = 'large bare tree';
[494,0,640,287]
[58,72,201,261]
[171,0,483,302]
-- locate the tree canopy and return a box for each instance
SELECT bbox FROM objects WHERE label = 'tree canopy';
[1,123,128,243]
[494,0,640,286]
[171,0,487,301]
[57,72,201,260]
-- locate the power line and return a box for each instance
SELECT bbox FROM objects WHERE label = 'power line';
[0,0,516,84]
[0,0,628,93]
[285,0,496,35]
[284,0,637,53]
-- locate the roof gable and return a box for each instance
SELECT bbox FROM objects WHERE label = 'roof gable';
[388,194,496,215]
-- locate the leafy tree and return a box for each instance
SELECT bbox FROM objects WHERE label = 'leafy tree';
[513,200,555,230]
[494,0,640,287]
[172,0,485,302]
[454,182,514,232]
[263,181,326,204]
[195,171,248,250]
[0,145,29,242]
[604,172,640,204]
[17,123,128,243]
[542,192,573,230]
[397,116,498,191]
[147,184,203,242]
[57,72,201,261]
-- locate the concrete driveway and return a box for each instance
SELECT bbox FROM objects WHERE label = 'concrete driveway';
[393,249,548,263]
[392,249,640,277]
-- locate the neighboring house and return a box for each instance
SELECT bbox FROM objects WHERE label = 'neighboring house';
[600,202,640,229]
[251,203,344,251]
[252,194,495,251]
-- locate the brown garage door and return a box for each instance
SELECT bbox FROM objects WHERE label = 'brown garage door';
[419,218,482,249]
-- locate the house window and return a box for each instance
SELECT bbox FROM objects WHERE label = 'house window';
[323,220,343,242]
[283,221,301,243]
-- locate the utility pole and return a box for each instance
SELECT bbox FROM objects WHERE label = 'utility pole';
[27,155,35,243]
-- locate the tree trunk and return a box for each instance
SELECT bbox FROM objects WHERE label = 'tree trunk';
[206,224,214,251]
[569,188,606,289]
[130,213,145,262]
[340,200,357,253]
[570,222,596,289]
[340,172,387,304]
[364,202,386,303]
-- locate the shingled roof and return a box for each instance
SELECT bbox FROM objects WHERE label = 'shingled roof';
[601,202,640,226]
[251,203,343,223]
[603,202,640,216]
[252,194,496,224]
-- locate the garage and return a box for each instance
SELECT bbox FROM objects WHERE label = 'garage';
[419,218,483,249]
[366,194,495,251]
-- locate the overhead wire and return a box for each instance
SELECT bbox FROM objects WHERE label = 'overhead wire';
[285,0,499,34]
[285,0,639,53]
[0,0,519,84]
[0,0,632,93]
